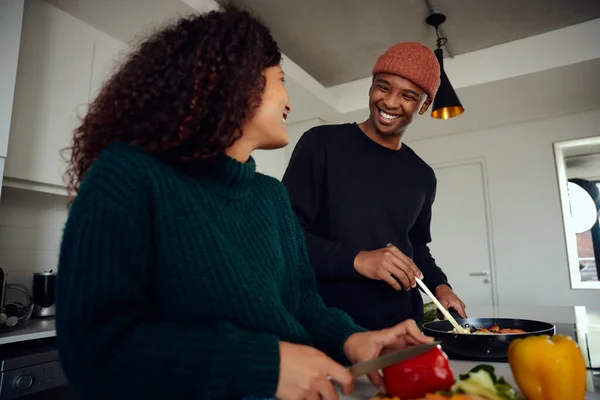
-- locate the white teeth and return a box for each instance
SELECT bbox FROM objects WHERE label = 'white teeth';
[380,109,400,120]
[282,117,287,124]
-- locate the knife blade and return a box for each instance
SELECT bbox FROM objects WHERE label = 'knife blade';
[347,341,441,377]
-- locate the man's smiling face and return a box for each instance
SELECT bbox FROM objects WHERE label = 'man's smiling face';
[368,73,429,137]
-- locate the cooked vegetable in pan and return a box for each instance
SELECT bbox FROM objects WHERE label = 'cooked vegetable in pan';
[448,323,526,335]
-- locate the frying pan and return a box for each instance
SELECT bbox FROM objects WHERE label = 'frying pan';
[422,317,555,360]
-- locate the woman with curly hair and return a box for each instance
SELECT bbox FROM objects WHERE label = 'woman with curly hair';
[56,5,433,400]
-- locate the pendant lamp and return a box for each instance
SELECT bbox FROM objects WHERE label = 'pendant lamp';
[426,12,464,119]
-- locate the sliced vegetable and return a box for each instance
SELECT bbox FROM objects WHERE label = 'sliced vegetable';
[458,364,497,381]
[508,334,587,400]
[446,364,522,400]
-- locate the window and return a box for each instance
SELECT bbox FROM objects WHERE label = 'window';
[554,137,600,289]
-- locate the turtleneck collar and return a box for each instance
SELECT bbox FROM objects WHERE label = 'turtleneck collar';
[208,153,257,191]
[157,150,258,200]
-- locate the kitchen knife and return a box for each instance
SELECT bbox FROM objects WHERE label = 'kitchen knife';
[347,341,441,377]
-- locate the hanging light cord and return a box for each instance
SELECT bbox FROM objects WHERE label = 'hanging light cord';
[424,0,455,57]
[434,27,448,50]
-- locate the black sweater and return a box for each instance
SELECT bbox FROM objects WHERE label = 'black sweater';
[282,123,450,330]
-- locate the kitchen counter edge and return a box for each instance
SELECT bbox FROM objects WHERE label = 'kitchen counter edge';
[0,318,56,345]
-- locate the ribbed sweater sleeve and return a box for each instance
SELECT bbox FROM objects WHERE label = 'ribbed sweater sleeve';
[56,157,280,399]
[296,241,368,365]
[276,183,367,365]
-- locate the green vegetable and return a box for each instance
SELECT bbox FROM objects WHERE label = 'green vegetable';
[454,369,501,400]
[419,301,438,330]
[458,364,497,381]
[444,365,523,400]
[496,382,519,399]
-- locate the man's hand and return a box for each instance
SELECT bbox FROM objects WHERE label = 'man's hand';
[434,285,467,319]
[343,320,434,391]
[353,246,423,291]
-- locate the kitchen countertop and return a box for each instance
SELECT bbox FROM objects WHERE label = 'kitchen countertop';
[341,304,600,398]
[0,317,56,345]
[341,362,600,399]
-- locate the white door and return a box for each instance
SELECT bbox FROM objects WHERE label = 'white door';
[427,161,496,307]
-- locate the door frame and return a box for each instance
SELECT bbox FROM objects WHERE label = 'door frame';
[429,157,499,307]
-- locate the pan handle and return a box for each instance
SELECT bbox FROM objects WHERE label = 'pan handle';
[437,309,463,321]
[449,310,463,321]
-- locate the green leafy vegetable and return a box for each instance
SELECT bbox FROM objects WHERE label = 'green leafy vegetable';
[419,301,438,330]
[459,364,497,382]
[445,365,524,400]
[454,369,501,399]
[496,382,519,399]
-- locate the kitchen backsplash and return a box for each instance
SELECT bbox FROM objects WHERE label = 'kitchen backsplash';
[0,187,68,291]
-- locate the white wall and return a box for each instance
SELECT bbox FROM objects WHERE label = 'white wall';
[252,118,324,180]
[405,109,600,307]
[252,148,286,180]
[0,187,68,292]
[284,118,325,166]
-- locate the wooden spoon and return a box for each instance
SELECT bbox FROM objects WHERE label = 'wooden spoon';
[385,243,468,334]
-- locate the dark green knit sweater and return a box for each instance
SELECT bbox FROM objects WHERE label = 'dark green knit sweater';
[56,144,365,400]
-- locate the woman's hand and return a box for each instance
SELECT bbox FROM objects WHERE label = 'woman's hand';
[275,341,354,400]
[343,320,434,391]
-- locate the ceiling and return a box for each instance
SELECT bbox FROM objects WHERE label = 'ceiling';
[221,0,600,86]
[43,0,203,44]
[40,0,600,134]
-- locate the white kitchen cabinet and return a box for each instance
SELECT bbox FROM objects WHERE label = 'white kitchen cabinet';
[0,0,24,159]
[0,157,5,200]
[4,0,94,192]
[4,0,126,195]
[89,35,127,102]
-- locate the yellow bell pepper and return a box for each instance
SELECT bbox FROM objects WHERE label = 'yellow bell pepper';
[508,334,586,400]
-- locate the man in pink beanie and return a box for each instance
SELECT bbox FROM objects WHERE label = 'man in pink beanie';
[282,42,466,331]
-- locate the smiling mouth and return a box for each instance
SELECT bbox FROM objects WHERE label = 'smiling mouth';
[282,106,291,124]
[377,106,402,122]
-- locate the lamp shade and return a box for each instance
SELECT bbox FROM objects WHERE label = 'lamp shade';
[431,48,464,119]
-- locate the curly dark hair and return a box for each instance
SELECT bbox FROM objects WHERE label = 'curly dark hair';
[64,4,281,197]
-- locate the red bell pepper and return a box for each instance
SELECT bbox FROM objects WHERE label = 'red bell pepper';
[382,346,455,399]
